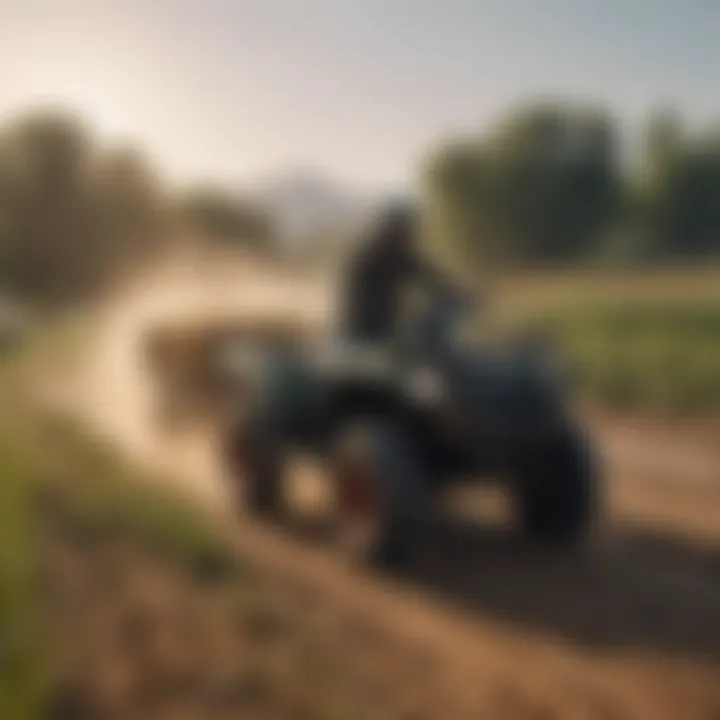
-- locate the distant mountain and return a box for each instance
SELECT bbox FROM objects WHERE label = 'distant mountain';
[254,169,381,253]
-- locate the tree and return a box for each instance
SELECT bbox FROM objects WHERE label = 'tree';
[0,112,94,302]
[179,186,271,249]
[88,146,168,277]
[636,113,720,259]
[424,103,623,269]
[0,109,168,305]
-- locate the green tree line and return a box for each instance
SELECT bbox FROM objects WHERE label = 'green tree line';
[0,109,270,307]
[2,103,719,307]
[423,103,720,270]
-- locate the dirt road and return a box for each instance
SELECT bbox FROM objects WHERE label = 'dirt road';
[55,256,720,719]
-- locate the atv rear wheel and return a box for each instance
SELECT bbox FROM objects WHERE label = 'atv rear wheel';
[515,428,599,544]
[333,421,426,567]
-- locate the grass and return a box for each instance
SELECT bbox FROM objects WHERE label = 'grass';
[0,388,241,718]
[0,433,43,720]
[493,269,720,415]
[33,413,238,582]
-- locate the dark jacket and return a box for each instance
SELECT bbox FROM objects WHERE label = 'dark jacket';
[340,232,445,343]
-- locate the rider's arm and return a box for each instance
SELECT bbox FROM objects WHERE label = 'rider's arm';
[411,251,461,300]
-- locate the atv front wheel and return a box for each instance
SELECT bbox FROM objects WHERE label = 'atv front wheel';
[224,405,284,518]
[333,421,426,566]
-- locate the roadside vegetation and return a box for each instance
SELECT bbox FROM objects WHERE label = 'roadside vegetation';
[0,387,242,718]
[0,423,42,719]
[494,270,720,415]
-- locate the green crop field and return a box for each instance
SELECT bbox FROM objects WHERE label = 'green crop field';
[493,268,720,415]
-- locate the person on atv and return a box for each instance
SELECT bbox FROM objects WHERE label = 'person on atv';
[339,202,460,349]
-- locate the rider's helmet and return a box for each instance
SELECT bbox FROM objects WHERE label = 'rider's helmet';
[371,198,418,253]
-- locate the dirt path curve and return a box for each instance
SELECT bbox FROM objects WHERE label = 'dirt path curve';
[50,256,720,720]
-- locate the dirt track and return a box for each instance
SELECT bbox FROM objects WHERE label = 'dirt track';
[55,255,720,719]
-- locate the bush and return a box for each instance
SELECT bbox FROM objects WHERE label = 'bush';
[179,186,271,250]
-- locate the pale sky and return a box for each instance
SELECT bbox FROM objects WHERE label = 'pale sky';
[1,0,718,192]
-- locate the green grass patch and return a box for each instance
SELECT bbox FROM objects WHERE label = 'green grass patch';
[0,434,43,720]
[507,296,720,414]
[0,396,241,719]
[27,411,239,582]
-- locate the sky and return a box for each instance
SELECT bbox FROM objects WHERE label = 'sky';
[1,0,718,192]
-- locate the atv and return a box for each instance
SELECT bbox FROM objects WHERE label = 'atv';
[221,288,600,565]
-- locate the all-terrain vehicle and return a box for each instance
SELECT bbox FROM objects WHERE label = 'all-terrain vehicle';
[221,288,600,565]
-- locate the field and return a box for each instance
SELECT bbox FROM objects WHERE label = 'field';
[492,267,720,415]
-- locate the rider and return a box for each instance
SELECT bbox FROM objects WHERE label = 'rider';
[339,201,459,347]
